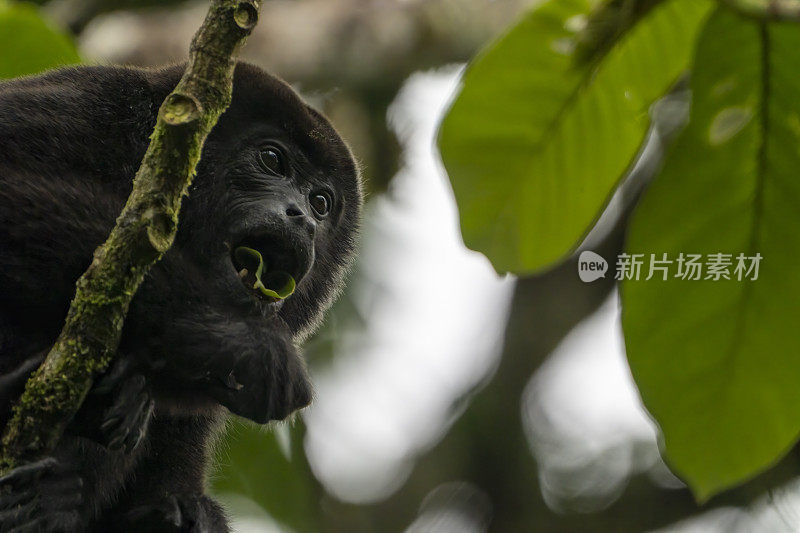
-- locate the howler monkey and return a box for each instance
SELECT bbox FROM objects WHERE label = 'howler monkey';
[0,62,362,531]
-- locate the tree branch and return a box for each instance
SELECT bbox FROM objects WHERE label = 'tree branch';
[718,0,800,22]
[0,0,262,471]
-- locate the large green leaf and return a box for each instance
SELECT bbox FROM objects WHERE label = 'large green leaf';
[0,1,80,79]
[438,0,712,274]
[622,8,800,501]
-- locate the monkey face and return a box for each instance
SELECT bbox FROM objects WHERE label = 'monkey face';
[178,64,362,335]
[142,64,362,422]
[219,134,342,322]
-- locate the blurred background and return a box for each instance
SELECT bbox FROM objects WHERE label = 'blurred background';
[6,0,800,531]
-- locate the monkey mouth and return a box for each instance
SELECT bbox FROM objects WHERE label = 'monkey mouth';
[231,236,303,304]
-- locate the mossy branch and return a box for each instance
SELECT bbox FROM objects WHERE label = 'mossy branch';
[0,0,262,472]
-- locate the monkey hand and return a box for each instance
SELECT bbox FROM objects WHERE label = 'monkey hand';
[121,494,226,533]
[0,457,84,533]
[202,317,312,424]
[155,312,312,425]
[92,357,154,454]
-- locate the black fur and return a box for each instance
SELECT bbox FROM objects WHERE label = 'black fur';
[0,63,362,531]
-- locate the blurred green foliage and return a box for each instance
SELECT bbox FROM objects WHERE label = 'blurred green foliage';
[0,1,79,79]
[211,420,319,532]
[623,8,800,500]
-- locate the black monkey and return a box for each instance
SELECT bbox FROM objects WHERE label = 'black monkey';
[0,62,362,531]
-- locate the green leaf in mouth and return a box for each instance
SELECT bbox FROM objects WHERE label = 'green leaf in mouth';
[233,246,296,300]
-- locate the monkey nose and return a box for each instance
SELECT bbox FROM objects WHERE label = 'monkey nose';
[285,203,316,237]
[284,204,304,218]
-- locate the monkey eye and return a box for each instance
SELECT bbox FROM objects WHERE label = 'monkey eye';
[310,191,332,217]
[258,146,286,176]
